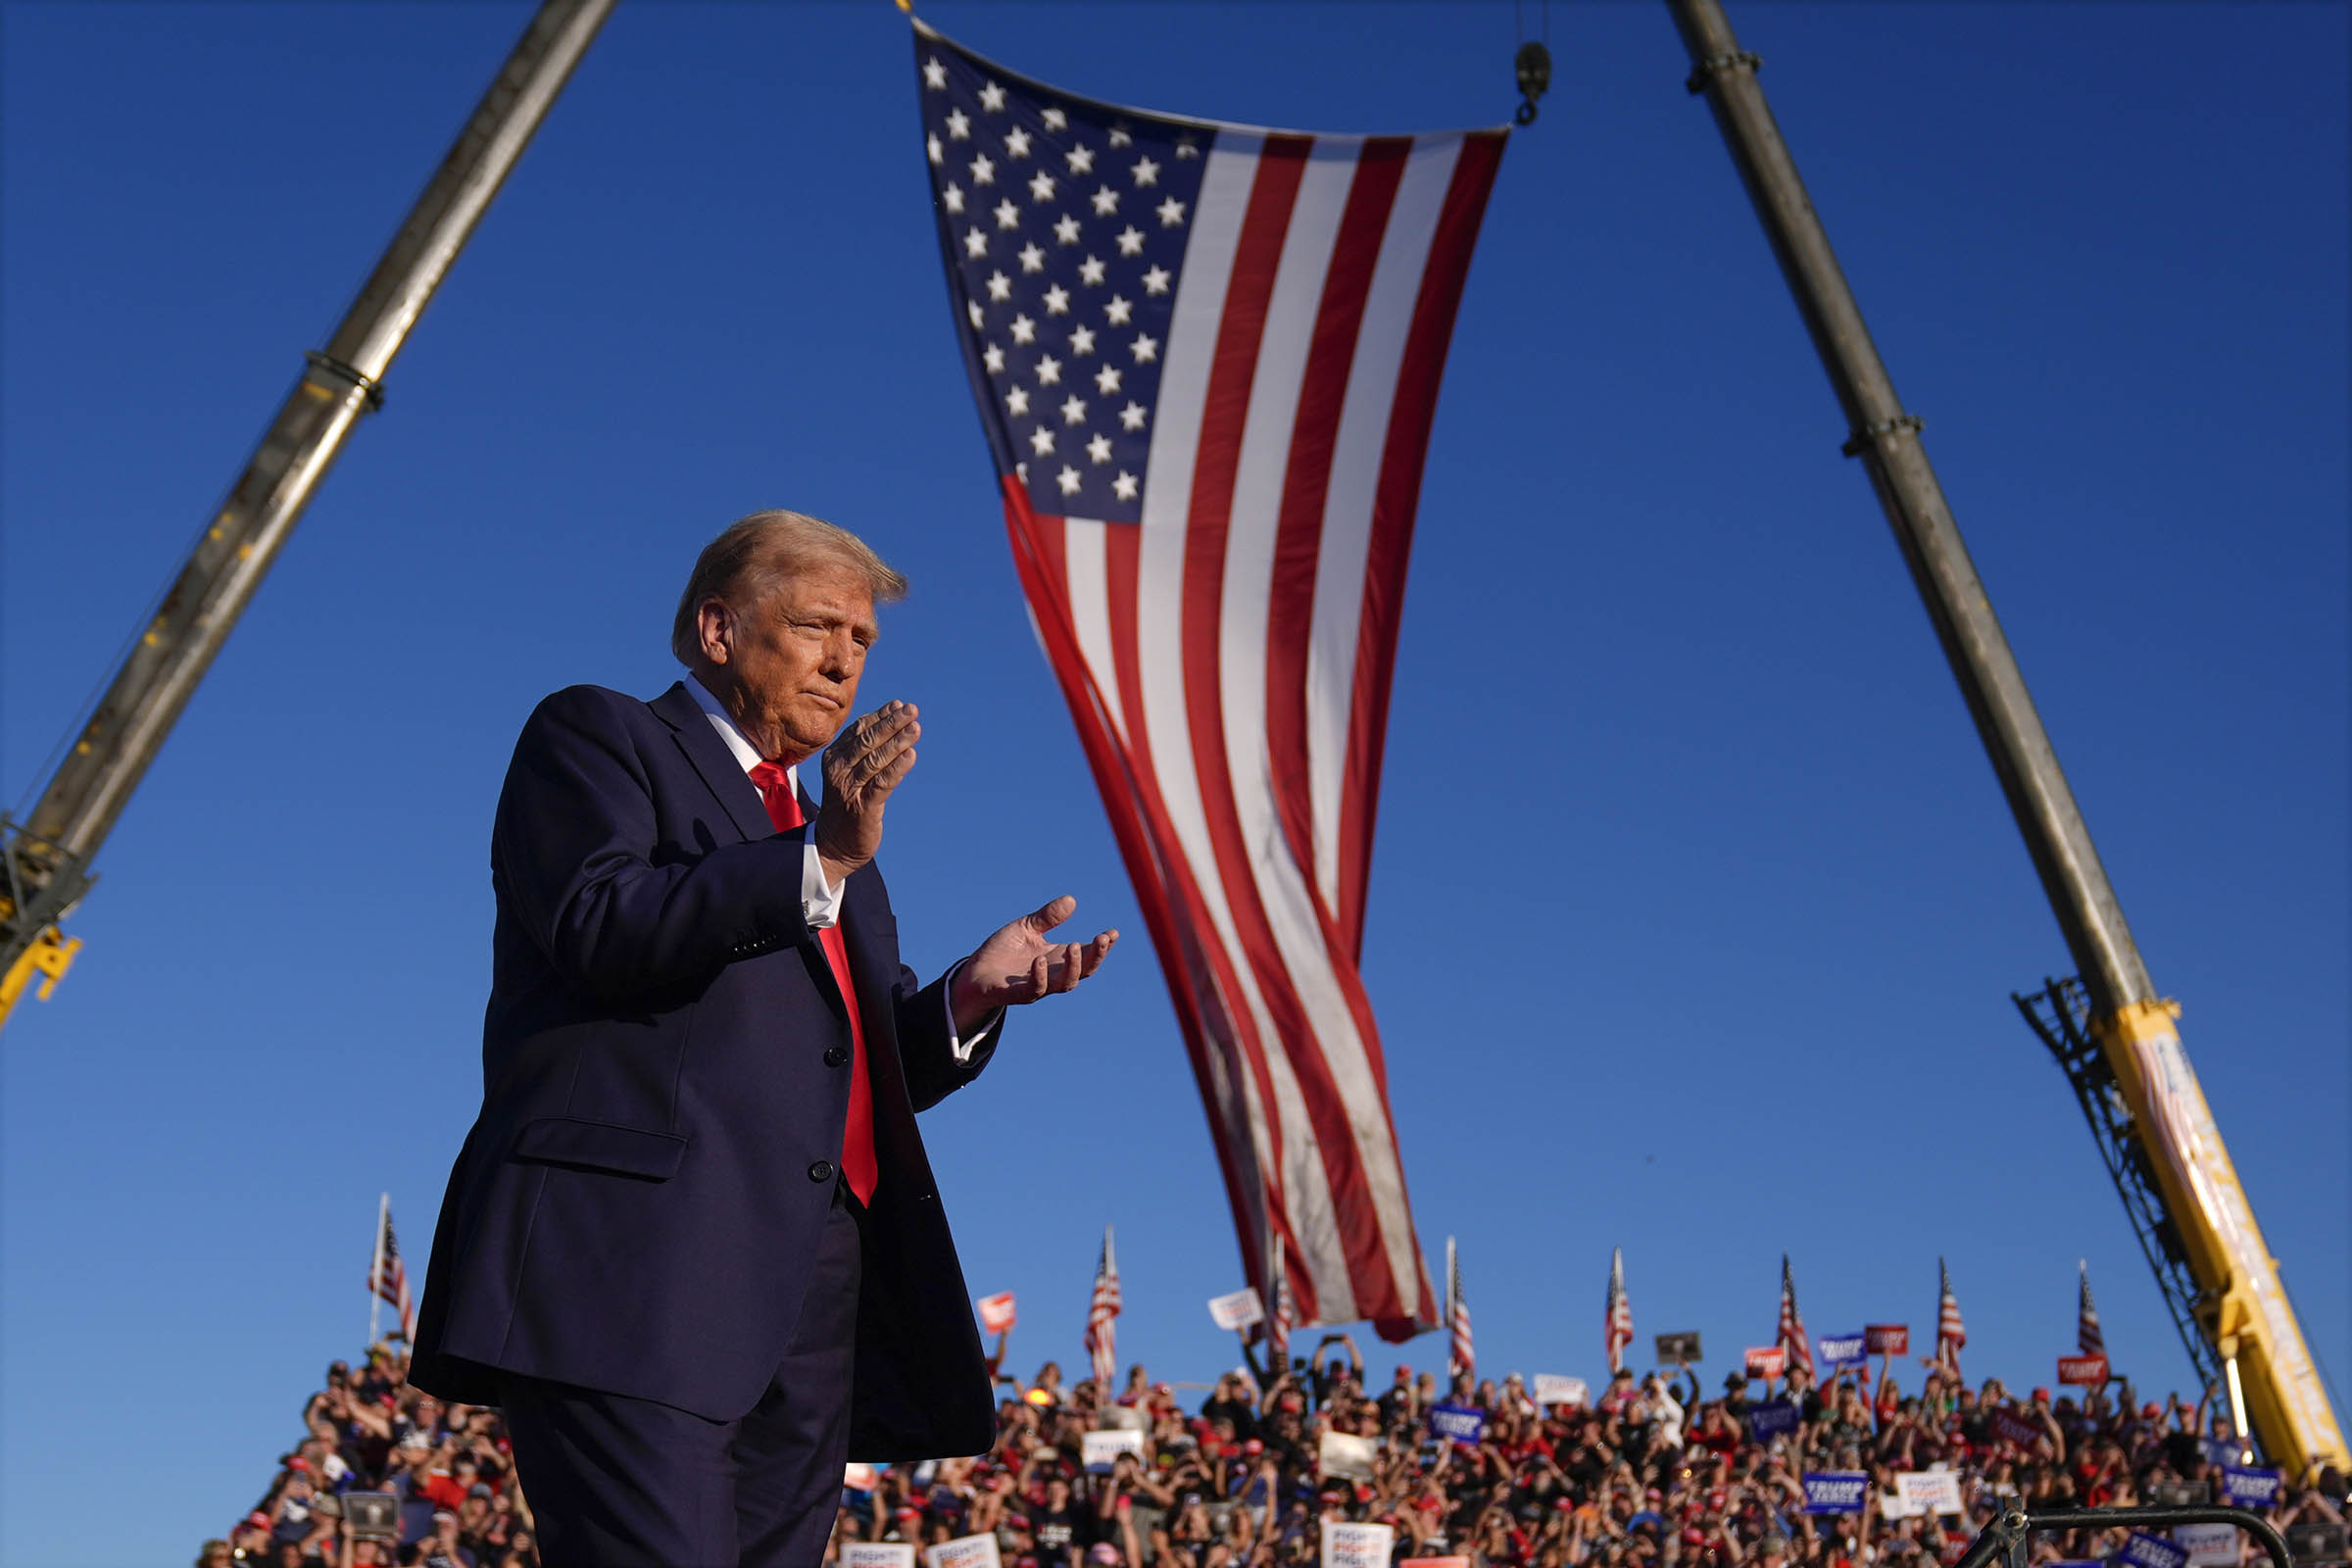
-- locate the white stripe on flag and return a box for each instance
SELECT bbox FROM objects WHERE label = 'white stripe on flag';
[1060,517,1124,742]
[1305,135,1463,907]
[1137,134,1353,1318]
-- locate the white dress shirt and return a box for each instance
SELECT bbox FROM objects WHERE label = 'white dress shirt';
[685,674,994,1062]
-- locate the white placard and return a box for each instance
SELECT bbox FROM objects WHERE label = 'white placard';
[923,1537,1002,1568]
[1319,1431,1378,1482]
[847,1546,918,1568]
[843,1463,879,1493]
[1896,1471,1964,1517]
[2176,1525,2240,1567]
[1321,1520,1396,1568]
[1533,1374,1590,1408]
[1096,1403,1148,1432]
[1208,1287,1266,1332]
[974,1292,1017,1334]
[1878,1491,1920,1520]
[1083,1428,1148,1472]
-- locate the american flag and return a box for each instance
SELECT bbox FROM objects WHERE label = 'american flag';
[1936,1256,1967,1374]
[2077,1261,2104,1357]
[1604,1248,1634,1374]
[1084,1225,1121,1388]
[1268,1252,1295,1365]
[912,24,1504,1340]
[1777,1254,1813,1379]
[1446,1236,1474,1379]
[368,1200,416,1344]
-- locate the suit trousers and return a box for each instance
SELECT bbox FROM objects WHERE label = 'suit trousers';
[496,1184,863,1568]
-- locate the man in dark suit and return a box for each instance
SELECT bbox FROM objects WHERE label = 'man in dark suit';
[411,510,1118,1567]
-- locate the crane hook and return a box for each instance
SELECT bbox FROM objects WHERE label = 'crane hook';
[1514,39,1552,125]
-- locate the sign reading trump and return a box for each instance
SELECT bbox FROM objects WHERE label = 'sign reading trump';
[847,1547,918,1568]
[1803,1473,1870,1515]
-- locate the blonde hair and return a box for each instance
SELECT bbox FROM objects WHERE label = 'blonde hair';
[670,510,906,664]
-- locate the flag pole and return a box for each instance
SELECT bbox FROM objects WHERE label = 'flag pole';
[368,1193,388,1349]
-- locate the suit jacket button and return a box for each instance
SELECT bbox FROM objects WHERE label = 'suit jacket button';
[808,1159,835,1184]
[823,1045,850,1067]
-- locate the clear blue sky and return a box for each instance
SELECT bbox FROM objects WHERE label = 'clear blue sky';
[3,4,2343,1562]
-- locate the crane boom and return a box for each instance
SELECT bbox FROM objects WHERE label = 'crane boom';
[1669,0,2344,1476]
[0,0,615,1034]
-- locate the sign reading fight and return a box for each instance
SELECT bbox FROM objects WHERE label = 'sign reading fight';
[1817,1333,1868,1371]
[924,1537,1004,1568]
[974,1292,1016,1334]
[1803,1473,1870,1514]
[1533,1374,1589,1409]
[847,1547,919,1568]
[1865,1325,1909,1355]
[2057,1354,2109,1387]
[1747,1398,1800,1441]
[1895,1470,1963,1517]
[1321,1520,1395,1568]
[2118,1534,2190,1568]
[1428,1400,1487,1446]
[2221,1468,2282,1509]
[1745,1346,1787,1379]
[1207,1288,1265,1332]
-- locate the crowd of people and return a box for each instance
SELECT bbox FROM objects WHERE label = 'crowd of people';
[206,1334,2348,1568]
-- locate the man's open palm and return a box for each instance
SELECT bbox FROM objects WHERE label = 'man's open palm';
[954,896,1117,1024]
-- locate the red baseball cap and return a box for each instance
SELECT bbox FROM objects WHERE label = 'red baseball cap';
[2032,1388,2051,1402]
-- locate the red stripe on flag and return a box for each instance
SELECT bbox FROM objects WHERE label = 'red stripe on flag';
[1180,136,1408,1325]
[1262,138,1411,902]
[1000,487,1304,1299]
[1336,131,1505,948]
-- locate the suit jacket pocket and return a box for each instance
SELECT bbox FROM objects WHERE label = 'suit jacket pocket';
[511,1116,689,1181]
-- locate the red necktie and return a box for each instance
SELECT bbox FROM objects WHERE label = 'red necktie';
[747,761,876,1204]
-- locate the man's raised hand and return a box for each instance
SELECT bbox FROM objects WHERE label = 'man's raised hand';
[813,701,917,886]
[951,895,1118,1031]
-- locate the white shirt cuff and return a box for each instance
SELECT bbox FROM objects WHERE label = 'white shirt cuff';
[800,838,845,930]
[943,958,1000,1065]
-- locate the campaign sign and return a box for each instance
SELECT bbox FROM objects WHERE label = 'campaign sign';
[1745,1346,1788,1379]
[1319,1431,1378,1482]
[1865,1325,1910,1356]
[1747,1398,1800,1442]
[974,1292,1016,1334]
[1803,1473,1871,1514]
[1818,1333,1868,1372]
[1895,1470,1964,1517]
[2117,1534,2190,1568]
[1208,1287,1265,1332]
[1428,1399,1487,1446]
[847,1547,919,1568]
[1082,1428,1147,1473]
[1401,1559,1473,1568]
[341,1493,398,1543]
[2285,1524,2348,1567]
[1879,1490,1920,1521]
[2057,1354,2110,1387]
[844,1463,880,1493]
[1533,1374,1589,1409]
[924,1536,1004,1568]
[2220,1468,2282,1509]
[1656,1331,1703,1364]
[2174,1525,2239,1567]
[1991,1411,2045,1449]
[1322,1520,1395,1568]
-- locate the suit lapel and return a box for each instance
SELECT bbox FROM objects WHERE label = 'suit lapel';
[648,681,774,845]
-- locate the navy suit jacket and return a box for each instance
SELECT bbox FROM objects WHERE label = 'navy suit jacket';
[411,681,998,1459]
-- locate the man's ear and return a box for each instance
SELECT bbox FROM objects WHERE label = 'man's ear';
[698,597,734,665]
